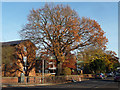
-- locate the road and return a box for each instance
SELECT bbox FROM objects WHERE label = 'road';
[2,77,120,90]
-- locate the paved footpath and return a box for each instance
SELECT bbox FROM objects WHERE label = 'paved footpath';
[2,83,61,88]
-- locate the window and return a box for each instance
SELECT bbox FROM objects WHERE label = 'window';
[45,70,49,73]
[50,64,53,68]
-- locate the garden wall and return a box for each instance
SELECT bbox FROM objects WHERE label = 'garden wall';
[2,74,94,84]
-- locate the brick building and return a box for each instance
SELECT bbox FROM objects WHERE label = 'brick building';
[2,40,37,77]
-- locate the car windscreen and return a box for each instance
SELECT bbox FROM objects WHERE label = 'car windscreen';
[116,73,120,76]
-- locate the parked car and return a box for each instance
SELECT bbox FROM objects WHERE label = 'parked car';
[114,73,120,82]
[106,72,114,77]
[95,73,106,79]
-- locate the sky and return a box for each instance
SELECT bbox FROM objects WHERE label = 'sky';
[2,2,118,56]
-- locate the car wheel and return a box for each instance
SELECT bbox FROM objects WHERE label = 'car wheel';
[114,79,117,82]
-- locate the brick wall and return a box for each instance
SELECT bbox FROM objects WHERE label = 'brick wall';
[2,74,94,84]
[2,77,18,84]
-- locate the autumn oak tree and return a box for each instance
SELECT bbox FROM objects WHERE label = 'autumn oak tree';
[62,53,76,69]
[20,4,108,75]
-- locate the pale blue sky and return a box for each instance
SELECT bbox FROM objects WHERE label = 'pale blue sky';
[2,2,118,56]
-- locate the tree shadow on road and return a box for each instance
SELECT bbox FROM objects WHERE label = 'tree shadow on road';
[89,78,115,82]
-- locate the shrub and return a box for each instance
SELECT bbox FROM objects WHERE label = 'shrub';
[63,67,71,75]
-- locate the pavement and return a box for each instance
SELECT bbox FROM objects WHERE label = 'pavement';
[2,83,57,88]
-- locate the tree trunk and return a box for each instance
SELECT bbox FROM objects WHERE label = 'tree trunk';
[55,55,65,76]
[25,66,29,76]
[4,64,7,76]
[25,71,29,76]
[56,61,63,76]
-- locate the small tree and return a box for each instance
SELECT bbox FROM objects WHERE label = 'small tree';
[90,59,106,73]
[77,46,119,73]
[15,41,37,76]
[63,67,71,75]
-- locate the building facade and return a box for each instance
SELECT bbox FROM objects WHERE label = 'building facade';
[2,40,37,77]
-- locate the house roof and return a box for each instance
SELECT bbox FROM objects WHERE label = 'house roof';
[1,39,38,49]
[2,40,29,46]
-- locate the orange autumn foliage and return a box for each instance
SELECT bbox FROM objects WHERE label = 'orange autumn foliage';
[62,54,77,69]
[20,4,108,75]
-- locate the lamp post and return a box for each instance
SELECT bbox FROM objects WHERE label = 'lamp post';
[42,59,44,84]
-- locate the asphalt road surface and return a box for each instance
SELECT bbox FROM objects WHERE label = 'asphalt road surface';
[2,77,120,90]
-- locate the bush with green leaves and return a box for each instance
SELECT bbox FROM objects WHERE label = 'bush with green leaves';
[89,59,106,73]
